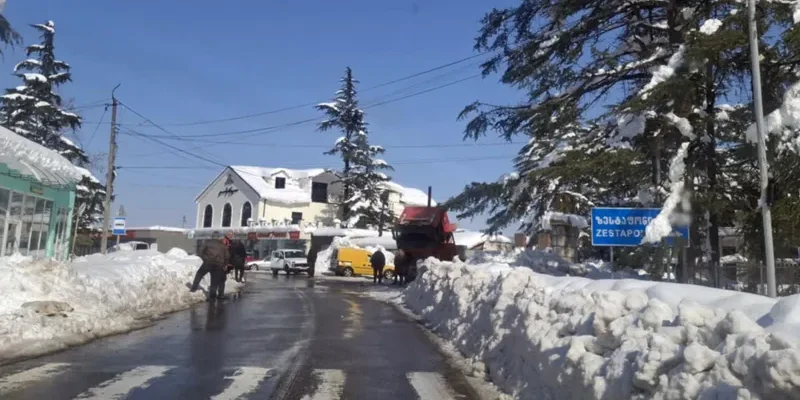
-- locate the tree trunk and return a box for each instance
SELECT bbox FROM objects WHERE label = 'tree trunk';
[705,59,721,266]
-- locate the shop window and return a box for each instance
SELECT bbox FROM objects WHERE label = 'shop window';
[241,202,252,227]
[18,195,35,256]
[203,204,213,228]
[222,203,232,227]
[39,200,52,251]
[0,188,8,256]
[28,198,46,257]
[275,177,286,189]
[312,182,328,203]
[5,192,23,256]
[291,212,303,225]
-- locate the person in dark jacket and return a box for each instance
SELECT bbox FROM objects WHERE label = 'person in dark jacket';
[190,232,231,300]
[370,249,386,284]
[230,239,247,282]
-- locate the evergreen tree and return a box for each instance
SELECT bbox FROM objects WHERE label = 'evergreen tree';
[345,132,394,228]
[0,4,21,51]
[0,21,109,231]
[450,0,800,274]
[317,67,393,226]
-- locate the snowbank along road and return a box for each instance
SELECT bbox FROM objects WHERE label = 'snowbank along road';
[0,271,482,399]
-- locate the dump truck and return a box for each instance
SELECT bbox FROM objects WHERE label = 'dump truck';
[391,188,462,283]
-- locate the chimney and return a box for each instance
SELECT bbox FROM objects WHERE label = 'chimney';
[514,233,528,248]
[427,186,432,208]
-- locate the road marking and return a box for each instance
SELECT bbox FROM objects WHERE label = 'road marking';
[0,363,71,394]
[301,369,346,400]
[210,367,272,400]
[73,365,172,399]
[407,372,457,400]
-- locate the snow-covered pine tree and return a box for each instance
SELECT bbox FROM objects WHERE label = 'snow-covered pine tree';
[344,131,394,228]
[0,5,21,51]
[317,67,369,224]
[447,0,690,241]
[0,20,109,232]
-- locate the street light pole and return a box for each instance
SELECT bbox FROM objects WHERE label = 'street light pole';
[747,0,777,297]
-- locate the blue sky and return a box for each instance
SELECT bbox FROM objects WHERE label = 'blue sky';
[2,0,523,232]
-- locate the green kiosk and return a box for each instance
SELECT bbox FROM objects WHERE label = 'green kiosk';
[0,126,82,260]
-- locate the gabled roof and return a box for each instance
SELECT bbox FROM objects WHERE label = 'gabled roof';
[195,166,333,205]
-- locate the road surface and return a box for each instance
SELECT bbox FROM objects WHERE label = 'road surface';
[0,271,483,399]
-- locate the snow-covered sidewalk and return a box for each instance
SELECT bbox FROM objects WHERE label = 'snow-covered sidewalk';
[0,249,241,364]
[403,259,800,400]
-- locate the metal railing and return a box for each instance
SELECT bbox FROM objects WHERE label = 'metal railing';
[692,260,800,296]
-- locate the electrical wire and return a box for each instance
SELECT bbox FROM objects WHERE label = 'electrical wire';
[108,52,490,128]
[117,154,513,170]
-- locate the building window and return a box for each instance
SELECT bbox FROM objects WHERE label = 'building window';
[291,212,303,225]
[312,182,328,203]
[222,203,232,227]
[203,205,213,228]
[241,202,252,227]
[275,177,286,189]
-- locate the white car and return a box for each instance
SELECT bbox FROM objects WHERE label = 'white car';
[270,249,311,276]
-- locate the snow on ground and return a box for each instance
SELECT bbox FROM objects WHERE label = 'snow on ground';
[0,249,242,364]
[403,259,800,400]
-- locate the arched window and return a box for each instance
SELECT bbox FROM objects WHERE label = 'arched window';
[241,202,252,227]
[203,205,213,228]
[222,203,232,227]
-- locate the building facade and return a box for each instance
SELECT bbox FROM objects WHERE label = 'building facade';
[0,126,81,260]
[194,165,434,230]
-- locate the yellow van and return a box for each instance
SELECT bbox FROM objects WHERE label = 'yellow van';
[330,247,395,279]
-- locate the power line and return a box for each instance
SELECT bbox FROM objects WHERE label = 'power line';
[110,52,489,128]
[85,105,108,148]
[117,154,513,170]
[120,141,524,156]
[117,73,482,141]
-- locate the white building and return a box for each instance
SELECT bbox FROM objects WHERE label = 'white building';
[194,165,434,229]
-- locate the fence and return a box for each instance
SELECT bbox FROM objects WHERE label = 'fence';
[692,260,800,296]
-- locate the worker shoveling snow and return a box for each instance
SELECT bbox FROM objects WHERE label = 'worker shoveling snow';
[403,258,800,400]
[0,249,241,364]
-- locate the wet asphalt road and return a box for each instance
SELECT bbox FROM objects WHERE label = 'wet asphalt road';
[0,271,482,400]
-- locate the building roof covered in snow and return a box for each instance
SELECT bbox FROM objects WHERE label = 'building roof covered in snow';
[0,125,83,187]
[228,165,330,205]
[454,230,513,249]
[383,181,436,206]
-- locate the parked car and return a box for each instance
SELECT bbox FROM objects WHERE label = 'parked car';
[246,256,269,271]
[270,249,311,276]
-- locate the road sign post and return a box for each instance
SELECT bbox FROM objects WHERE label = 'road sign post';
[112,217,126,246]
[591,207,690,248]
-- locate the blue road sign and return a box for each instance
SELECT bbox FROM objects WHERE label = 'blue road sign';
[591,207,690,247]
[112,217,126,236]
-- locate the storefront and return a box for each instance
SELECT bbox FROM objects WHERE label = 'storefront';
[0,127,81,260]
[189,226,311,260]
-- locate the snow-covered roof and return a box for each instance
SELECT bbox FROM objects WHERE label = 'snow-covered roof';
[454,230,513,249]
[383,181,435,206]
[0,125,82,186]
[230,166,329,205]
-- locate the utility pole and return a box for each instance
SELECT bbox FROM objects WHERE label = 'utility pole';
[747,0,777,297]
[100,85,120,254]
[182,215,187,228]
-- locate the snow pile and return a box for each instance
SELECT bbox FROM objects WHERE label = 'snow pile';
[404,259,800,400]
[0,250,242,363]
